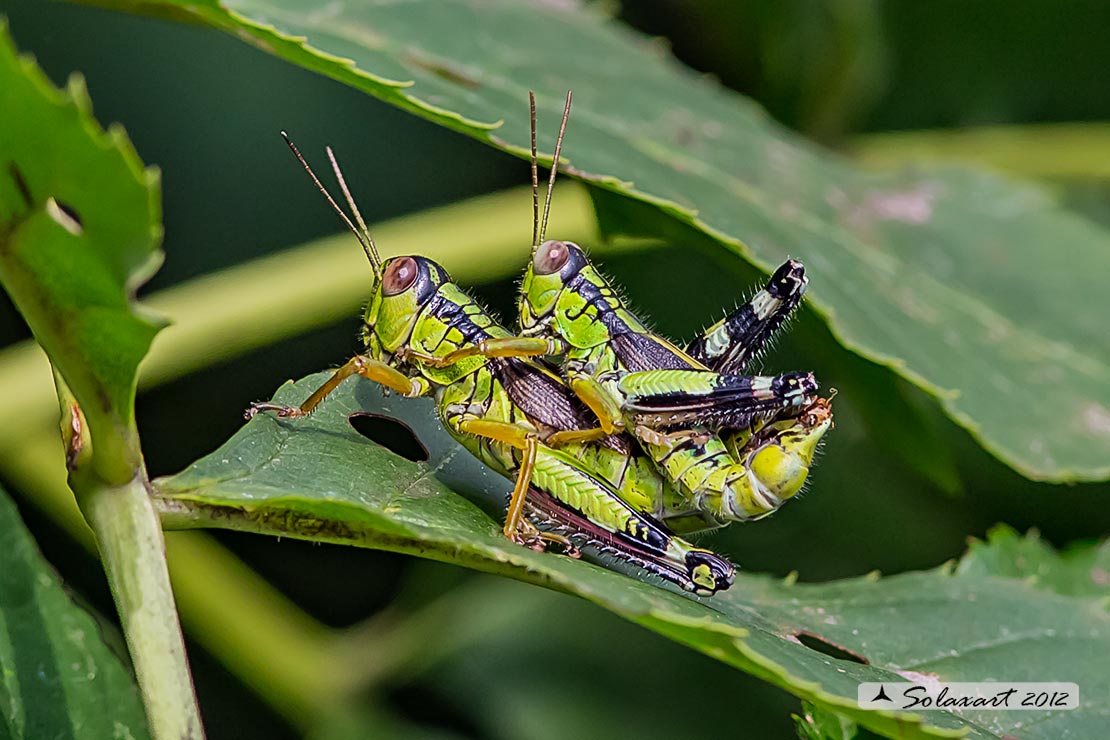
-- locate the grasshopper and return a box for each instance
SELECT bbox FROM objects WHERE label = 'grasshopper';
[426,93,832,533]
[522,240,829,532]
[248,135,735,595]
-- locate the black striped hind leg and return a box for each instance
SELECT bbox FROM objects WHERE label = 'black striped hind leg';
[685,259,807,374]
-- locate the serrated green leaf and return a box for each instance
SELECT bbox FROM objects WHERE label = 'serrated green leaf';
[0,24,164,484]
[794,701,860,740]
[81,0,1110,482]
[0,485,151,740]
[154,373,1110,740]
[958,525,1110,598]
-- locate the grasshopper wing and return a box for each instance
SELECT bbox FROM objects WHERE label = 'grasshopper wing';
[619,369,818,429]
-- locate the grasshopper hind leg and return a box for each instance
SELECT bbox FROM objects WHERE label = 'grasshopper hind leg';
[523,460,735,596]
[515,517,581,558]
[686,259,808,374]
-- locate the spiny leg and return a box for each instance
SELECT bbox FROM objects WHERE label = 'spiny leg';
[247,355,420,418]
[619,369,818,431]
[686,259,807,374]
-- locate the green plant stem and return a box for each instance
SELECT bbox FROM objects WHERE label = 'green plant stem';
[52,361,203,738]
[10,429,348,729]
[80,472,204,740]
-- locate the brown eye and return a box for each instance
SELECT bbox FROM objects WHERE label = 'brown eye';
[383,257,418,295]
[534,240,570,275]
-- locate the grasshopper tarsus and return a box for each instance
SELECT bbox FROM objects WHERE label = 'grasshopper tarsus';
[246,402,306,420]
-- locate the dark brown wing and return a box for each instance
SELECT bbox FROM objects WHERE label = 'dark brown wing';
[611,330,699,373]
[494,358,631,455]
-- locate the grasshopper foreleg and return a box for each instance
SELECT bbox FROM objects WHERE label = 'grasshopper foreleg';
[248,355,423,419]
[403,336,566,368]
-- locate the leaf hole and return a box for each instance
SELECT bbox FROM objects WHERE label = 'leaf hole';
[46,197,84,236]
[348,412,429,462]
[794,631,868,665]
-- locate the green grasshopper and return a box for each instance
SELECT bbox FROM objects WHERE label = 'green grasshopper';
[429,93,832,533]
[248,135,735,595]
[519,238,829,531]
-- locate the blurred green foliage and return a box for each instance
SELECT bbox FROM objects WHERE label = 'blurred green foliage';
[0,486,151,740]
[0,1,1108,739]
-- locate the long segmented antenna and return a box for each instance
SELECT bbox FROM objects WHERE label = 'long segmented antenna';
[326,145,381,273]
[538,90,573,245]
[280,131,381,281]
[529,91,540,249]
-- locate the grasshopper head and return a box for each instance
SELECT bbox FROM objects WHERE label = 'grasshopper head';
[363,255,451,358]
[519,238,587,329]
[520,239,617,350]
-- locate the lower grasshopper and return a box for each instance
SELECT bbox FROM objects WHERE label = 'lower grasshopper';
[249,137,735,594]
[421,93,832,533]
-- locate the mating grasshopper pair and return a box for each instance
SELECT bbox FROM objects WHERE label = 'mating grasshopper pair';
[250,93,831,595]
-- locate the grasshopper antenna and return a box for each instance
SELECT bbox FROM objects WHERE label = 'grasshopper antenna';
[280,131,381,281]
[537,90,572,245]
[326,145,381,275]
[530,91,540,250]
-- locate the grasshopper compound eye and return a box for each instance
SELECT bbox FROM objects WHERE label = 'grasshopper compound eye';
[383,256,419,295]
[534,240,571,275]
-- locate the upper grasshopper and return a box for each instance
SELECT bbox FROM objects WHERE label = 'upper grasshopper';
[248,134,735,595]
[521,238,832,531]
[428,92,833,533]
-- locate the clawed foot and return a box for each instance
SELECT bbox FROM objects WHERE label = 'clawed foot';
[550,537,581,559]
[511,529,549,553]
[245,402,306,421]
[635,425,710,447]
[510,528,581,558]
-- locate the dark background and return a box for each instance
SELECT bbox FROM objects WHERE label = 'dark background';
[3,1,1109,738]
